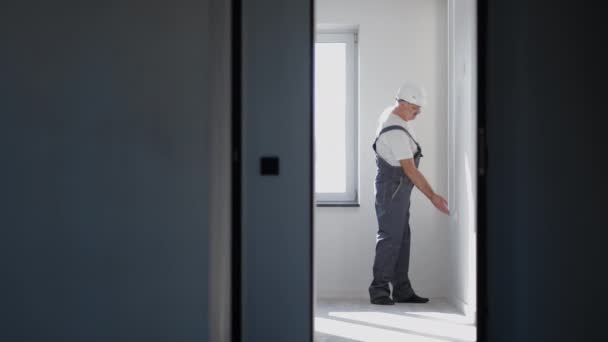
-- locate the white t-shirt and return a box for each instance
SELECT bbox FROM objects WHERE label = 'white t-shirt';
[374,108,419,167]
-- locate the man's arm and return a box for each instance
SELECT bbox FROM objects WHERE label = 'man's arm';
[400,159,450,215]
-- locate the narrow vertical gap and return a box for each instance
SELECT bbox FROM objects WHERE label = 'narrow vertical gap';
[476,0,487,340]
[231,0,242,340]
[309,1,316,340]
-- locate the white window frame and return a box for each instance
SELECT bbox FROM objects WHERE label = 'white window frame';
[314,30,359,206]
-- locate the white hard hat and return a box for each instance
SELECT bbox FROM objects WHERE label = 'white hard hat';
[395,82,426,106]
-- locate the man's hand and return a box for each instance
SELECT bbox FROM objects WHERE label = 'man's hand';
[431,194,450,215]
[400,159,450,215]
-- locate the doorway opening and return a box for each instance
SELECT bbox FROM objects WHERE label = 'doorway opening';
[313,0,478,341]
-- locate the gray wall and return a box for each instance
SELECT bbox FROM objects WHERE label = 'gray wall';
[241,0,313,341]
[1,1,214,341]
[208,0,232,341]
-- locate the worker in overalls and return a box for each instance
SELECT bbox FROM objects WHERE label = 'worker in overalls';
[369,82,450,305]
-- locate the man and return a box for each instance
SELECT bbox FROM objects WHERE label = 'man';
[369,82,450,305]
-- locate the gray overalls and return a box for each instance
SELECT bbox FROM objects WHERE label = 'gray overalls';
[369,125,423,301]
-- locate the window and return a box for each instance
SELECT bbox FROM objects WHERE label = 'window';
[314,31,358,205]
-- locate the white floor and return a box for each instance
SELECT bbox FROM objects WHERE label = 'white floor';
[314,298,476,342]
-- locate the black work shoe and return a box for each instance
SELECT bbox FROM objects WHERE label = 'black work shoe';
[370,297,395,305]
[393,294,429,303]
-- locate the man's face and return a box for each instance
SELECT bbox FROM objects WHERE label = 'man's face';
[398,100,421,121]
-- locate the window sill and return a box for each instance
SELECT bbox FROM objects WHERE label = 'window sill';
[315,202,360,208]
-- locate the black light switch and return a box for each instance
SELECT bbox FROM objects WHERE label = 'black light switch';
[260,156,280,175]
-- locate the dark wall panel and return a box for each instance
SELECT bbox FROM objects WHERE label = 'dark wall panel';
[483,1,606,341]
[241,0,313,341]
[0,2,211,341]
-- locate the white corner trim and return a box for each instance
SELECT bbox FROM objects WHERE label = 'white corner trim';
[447,296,476,322]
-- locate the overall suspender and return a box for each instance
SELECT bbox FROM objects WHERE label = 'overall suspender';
[373,125,423,157]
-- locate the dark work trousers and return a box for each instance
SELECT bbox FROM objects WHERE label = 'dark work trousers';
[369,125,422,301]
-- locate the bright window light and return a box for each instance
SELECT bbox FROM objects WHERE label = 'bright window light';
[314,32,358,204]
[315,43,347,193]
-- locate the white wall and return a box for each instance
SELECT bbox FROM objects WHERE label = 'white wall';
[446,0,477,316]
[314,0,449,299]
